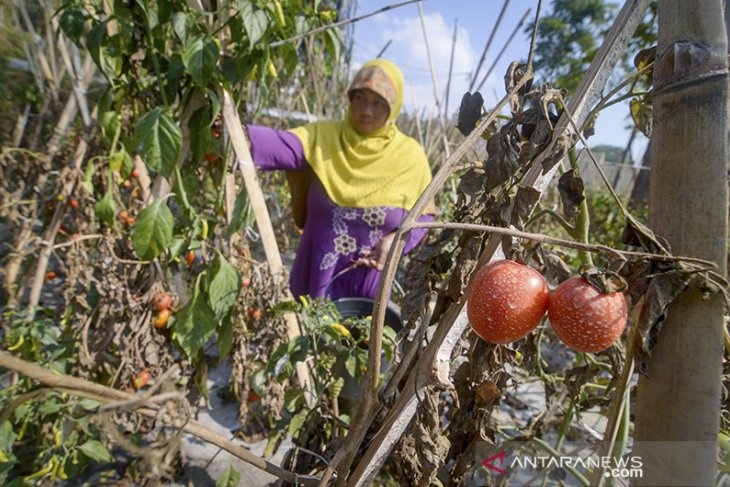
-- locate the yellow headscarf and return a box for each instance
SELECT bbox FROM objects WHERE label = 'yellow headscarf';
[288,59,432,210]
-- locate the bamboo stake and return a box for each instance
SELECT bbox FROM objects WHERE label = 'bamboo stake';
[47,56,95,156]
[469,0,510,92]
[332,1,652,484]
[0,353,319,486]
[475,7,532,94]
[443,19,458,118]
[417,2,451,159]
[11,104,31,146]
[221,90,315,406]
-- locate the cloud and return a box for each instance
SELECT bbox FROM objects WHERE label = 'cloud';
[353,12,493,118]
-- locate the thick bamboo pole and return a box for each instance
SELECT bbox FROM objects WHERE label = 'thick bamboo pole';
[633,1,729,485]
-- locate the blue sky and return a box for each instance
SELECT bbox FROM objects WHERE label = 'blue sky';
[349,0,649,162]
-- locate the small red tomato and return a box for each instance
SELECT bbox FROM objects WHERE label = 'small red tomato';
[152,292,172,311]
[467,260,549,344]
[71,233,80,241]
[253,309,262,321]
[203,151,220,164]
[68,198,78,208]
[132,369,151,389]
[548,277,628,353]
[119,210,129,221]
[131,168,140,178]
[211,129,221,139]
[45,271,57,282]
[186,250,195,266]
[153,308,172,329]
[248,389,260,402]
[241,277,251,287]
[125,216,136,225]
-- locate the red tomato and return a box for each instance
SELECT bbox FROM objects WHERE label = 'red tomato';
[241,277,251,287]
[132,369,151,389]
[548,277,628,353]
[151,291,172,311]
[68,198,78,208]
[467,260,549,344]
[131,168,140,178]
[153,308,171,329]
[186,250,195,266]
[45,271,57,282]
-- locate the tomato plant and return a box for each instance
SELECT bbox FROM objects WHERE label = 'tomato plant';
[467,260,549,344]
[548,277,628,353]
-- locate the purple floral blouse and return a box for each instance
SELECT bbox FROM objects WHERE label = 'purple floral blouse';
[247,125,434,300]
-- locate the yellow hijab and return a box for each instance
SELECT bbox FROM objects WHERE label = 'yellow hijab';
[288,59,432,210]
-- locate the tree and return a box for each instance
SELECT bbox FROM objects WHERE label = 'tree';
[531,0,618,92]
[633,0,728,484]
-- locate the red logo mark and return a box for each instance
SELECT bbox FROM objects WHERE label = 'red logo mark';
[482,450,507,475]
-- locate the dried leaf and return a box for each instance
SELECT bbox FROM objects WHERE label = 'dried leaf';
[475,380,500,407]
[414,388,451,484]
[485,128,520,192]
[457,91,484,136]
[511,186,541,229]
[558,170,585,219]
[504,61,533,113]
[540,252,573,287]
[630,97,653,137]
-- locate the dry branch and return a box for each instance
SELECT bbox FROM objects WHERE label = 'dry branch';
[0,352,319,486]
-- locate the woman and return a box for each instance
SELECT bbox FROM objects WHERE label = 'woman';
[247,59,435,300]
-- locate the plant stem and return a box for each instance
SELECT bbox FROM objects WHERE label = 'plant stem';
[568,149,593,267]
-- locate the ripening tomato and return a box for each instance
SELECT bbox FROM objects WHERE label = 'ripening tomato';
[467,260,549,344]
[186,250,195,266]
[548,277,628,353]
[131,168,140,178]
[132,369,151,389]
[153,308,172,329]
[151,291,172,311]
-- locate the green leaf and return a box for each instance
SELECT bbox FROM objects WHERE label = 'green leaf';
[287,409,308,437]
[94,187,116,227]
[133,108,182,177]
[78,399,101,411]
[329,376,344,401]
[238,2,268,48]
[207,253,241,319]
[284,389,305,411]
[78,440,112,463]
[216,462,241,487]
[174,278,218,358]
[131,196,174,260]
[189,107,213,162]
[0,422,16,452]
[81,160,95,194]
[59,6,87,45]
[263,428,283,458]
[227,190,252,236]
[216,314,234,360]
[182,35,219,88]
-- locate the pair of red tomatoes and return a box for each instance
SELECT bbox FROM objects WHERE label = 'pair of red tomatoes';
[466,260,628,353]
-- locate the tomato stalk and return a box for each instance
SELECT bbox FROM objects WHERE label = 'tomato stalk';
[568,149,593,268]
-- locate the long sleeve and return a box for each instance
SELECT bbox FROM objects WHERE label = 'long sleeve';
[247,125,308,171]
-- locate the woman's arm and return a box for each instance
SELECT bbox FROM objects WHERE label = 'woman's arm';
[355,213,436,271]
[247,125,308,171]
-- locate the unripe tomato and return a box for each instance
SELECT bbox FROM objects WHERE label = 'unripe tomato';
[151,291,172,311]
[548,277,628,353]
[132,369,151,389]
[153,308,172,329]
[467,260,549,344]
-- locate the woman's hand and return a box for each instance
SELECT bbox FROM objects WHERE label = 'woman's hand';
[354,232,396,271]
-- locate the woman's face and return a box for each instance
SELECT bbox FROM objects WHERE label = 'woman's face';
[350,89,390,135]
